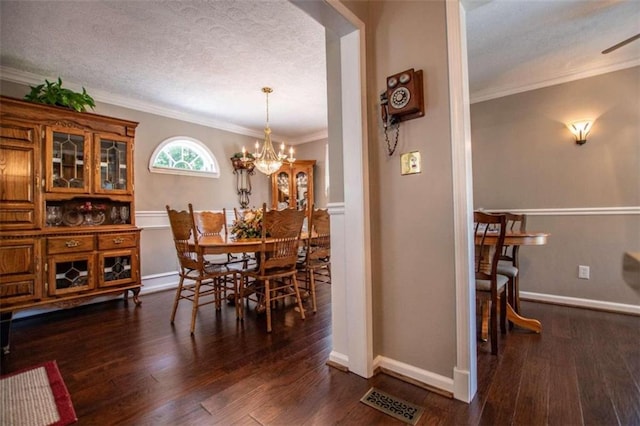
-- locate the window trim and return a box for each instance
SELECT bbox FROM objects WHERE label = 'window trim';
[149,136,220,178]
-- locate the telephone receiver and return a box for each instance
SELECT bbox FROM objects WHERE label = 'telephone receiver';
[380,68,425,155]
[379,92,397,129]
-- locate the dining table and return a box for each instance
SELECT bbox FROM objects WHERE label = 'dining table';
[197,233,311,309]
[475,231,550,333]
[198,234,266,255]
[197,233,312,254]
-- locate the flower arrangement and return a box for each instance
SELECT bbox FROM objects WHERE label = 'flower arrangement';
[230,208,264,239]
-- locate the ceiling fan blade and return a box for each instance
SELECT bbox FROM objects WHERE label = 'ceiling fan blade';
[602,33,640,54]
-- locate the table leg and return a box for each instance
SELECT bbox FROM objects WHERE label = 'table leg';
[506,303,541,333]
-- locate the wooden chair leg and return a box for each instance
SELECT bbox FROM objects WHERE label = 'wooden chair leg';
[514,274,520,313]
[490,297,498,355]
[507,277,515,311]
[292,275,306,321]
[481,300,489,342]
[500,290,507,334]
[265,279,272,333]
[309,270,317,313]
[170,276,185,323]
[234,273,243,320]
[214,278,222,311]
[190,280,201,335]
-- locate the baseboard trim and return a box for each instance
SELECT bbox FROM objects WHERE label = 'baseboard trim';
[373,356,454,398]
[140,271,179,294]
[328,350,349,371]
[326,359,349,372]
[520,291,640,316]
[453,366,473,403]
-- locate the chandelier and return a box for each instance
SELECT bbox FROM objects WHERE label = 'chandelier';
[244,87,295,176]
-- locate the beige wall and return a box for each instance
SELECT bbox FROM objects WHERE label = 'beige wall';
[471,66,640,305]
[345,0,458,378]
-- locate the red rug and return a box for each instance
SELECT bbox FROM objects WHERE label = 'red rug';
[0,360,77,426]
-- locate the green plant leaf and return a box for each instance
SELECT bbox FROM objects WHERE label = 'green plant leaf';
[23,77,95,112]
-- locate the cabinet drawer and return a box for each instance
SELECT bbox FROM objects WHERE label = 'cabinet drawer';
[1,279,41,303]
[48,235,95,254]
[98,233,137,250]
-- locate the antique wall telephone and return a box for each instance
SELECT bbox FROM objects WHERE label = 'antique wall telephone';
[380,68,425,155]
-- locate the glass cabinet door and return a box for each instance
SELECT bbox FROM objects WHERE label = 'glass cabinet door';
[46,127,91,193]
[276,170,291,210]
[48,254,95,296]
[99,250,137,287]
[95,135,132,194]
[295,170,309,211]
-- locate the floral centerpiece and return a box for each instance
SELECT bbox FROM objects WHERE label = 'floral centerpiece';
[230,208,264,239]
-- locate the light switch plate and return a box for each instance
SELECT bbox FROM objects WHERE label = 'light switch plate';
[401,151,421,175]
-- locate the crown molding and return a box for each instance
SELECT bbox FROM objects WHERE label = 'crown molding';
[0,66,327,143]
[289,129,329,145]
[470,59,640,104]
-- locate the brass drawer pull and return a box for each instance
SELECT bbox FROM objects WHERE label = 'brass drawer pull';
[65,240,80,248]
[113,237,125,244]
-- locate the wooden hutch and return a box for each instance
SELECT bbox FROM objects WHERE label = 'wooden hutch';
[271,160,316,213]
[0,96,142,353]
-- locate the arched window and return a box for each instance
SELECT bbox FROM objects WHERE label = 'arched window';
[149,136,220,178]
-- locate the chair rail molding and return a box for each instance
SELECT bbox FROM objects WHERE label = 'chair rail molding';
[136,209,236,230]
[483,206,640,216]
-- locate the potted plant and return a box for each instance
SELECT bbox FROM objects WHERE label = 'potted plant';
[24,77,96,112]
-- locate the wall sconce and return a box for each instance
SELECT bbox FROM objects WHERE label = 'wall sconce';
[231,151,255,208]
[567,120,593,145]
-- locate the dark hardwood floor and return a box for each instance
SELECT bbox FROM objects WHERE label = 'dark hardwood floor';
[2,279,639,425]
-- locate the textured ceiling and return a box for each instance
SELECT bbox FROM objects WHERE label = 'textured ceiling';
[1,1,639,141]
[0,0,327,142]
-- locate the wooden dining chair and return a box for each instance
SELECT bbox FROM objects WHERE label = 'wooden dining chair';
[194,208,247,268]
[474,211,508,355]
[297,205,331,313]
[194,208,229,263]
[240,203,306,332]
[495,212,527,316]
[166,204,239,333]
[193,207,248,307]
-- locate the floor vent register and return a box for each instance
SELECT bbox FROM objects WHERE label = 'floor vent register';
[360,387,425,425]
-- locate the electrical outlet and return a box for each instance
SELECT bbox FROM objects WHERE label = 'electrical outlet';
[578,265,590,279]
